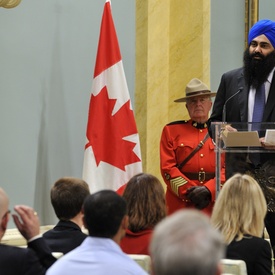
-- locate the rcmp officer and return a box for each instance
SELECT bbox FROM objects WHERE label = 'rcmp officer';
[160,78,225,215]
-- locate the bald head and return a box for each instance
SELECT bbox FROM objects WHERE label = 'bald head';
[0,188,10,238]
[0,188,9,218]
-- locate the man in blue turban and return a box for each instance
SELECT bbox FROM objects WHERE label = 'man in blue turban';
[208,18,275,255]
[248,19,275,48]
[245,19,275,88]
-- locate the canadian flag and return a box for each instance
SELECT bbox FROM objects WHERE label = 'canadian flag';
[82,0,142,193]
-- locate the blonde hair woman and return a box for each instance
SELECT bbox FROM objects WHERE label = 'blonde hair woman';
[211,173,272,275]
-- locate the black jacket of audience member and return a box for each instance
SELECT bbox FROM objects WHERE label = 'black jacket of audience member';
[43,220,87,254]
[0,237,56,275]
[226,235,272,275]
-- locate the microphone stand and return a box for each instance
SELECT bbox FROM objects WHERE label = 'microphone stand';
[222,87,243,123]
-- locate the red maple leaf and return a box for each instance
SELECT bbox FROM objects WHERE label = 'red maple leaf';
[85,86,141,171]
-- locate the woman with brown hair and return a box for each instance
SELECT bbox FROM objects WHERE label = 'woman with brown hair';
[120,173,167,255]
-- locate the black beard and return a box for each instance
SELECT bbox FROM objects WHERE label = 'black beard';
[243,48,275,89]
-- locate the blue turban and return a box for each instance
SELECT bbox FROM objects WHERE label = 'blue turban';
[248,19,275,48]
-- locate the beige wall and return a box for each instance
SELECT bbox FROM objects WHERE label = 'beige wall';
[135,0,210,181]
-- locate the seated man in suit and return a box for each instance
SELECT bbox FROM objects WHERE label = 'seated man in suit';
[43,177,90,254]
[46,190,148,275]
[0,187,56,275]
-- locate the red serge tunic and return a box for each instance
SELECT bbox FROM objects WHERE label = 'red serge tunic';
[160,119,225,215]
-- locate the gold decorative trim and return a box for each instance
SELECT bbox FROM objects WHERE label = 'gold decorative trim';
[245,0,259,47]
[170,177,188,196]
[0,0,21,9]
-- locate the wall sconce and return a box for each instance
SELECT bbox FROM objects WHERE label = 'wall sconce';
[0,0,21,9]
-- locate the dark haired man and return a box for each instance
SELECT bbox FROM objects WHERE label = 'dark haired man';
[43,177,90,254]
[46,190,147,275]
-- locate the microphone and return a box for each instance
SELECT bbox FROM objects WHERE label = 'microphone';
[222,87,243,122]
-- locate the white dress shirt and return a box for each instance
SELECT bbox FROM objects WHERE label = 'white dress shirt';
[46,236,148,275]
[248,67,275,122]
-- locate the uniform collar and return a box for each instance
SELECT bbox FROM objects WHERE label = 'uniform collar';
[192,121,208,129]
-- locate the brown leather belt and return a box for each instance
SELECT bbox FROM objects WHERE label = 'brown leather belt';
[185,172,215,182]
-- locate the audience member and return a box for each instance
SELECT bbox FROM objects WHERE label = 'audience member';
[46,190,148,275]
[211,173,272,275]
[0,187,56,275]
[43,177,90,254]
[120,173,166,255]
[150,209,224,275]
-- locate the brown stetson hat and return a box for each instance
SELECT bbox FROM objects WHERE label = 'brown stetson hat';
[174,78,216,103]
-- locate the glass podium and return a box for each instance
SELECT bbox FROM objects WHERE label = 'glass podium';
[212,122,275,199]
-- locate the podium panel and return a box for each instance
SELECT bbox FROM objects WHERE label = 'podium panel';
[212,122,275,208]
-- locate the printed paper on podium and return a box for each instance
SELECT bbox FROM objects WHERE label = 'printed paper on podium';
[221,129,261,147]
[264,129,275,146]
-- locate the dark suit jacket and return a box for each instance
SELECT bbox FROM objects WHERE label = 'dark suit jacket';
[0,237,56,275]
[43,220,87,254]
[226,235,272,275]
[210,67,275,124]
[209,67,275,177]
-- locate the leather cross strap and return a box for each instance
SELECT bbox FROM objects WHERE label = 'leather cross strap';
[176,132,210,170]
